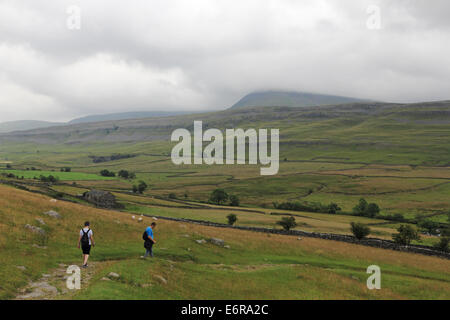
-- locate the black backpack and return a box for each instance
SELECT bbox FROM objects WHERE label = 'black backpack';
[81,229,90,246]
[142,230,148,241]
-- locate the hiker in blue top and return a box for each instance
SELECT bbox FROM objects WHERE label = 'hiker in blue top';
[141,222,156,258]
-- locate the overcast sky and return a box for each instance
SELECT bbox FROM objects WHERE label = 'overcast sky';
[1,0,449,122]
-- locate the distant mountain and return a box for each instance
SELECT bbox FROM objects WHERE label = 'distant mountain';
[230,90,372,109]
[0,120,63,133]
[69,111,189,124]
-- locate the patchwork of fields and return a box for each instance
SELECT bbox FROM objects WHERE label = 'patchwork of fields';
[0,102,449,299]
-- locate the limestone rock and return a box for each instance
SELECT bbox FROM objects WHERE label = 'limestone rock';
[153,275,167,285]
[210,238,225,246]
[25,224,46,235]
[108,272,120,279]
[44,210,61,219]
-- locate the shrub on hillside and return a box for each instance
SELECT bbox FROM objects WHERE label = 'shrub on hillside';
[209,189,229,205]
[229,195,240,207]
[350,222,371,240]
[433,237,449,252]
[100,169,115,177]
[227,214,237,226]
[393,225,420,246]
[353,198,380,218]
[276,216,297,231]
[417,219,440,235]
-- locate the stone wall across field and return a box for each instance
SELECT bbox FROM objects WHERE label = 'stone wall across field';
[146,215,450,259]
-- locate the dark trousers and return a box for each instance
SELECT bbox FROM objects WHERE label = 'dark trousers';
[144,241,153,257]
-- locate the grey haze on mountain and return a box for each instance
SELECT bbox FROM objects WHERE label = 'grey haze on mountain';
[1,0,450,122]
[0,120,64,133]
[69,111,189,124]
[230,91,372,109]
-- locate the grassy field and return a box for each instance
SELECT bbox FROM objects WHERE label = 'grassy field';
[0,102,449,299]
[0,169,115,181]
[0,184,449,300]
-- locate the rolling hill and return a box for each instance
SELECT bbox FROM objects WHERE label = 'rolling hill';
[68,111,190,125]
[0,120,63,133]
[230,90,372,109]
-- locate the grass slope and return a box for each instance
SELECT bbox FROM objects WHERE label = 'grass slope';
[0,184,449,300]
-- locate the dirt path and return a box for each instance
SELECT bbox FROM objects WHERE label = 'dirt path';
[15,262,99,300]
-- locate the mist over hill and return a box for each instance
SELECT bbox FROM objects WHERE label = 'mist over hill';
[0,120,64,133]
[68,111,189,124]
[230,91,373,109]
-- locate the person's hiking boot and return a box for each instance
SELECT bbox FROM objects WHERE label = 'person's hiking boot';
[82,264,88,268]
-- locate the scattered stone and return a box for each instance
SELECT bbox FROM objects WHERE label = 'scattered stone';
[182,234,190,238]
[297,237,302,240]
[32,244,47,249]
[152,217,158,220]
[108,272,120,279]
[17,266,26,271]
[141,283,152,288]
[153,275,167,285]
[42,274,51,278]
[25,224,46,235]
[31,282,58,295]
[49,199,57,203]
[132,216,136,220]
[44,210,61,219]
[101,277,111,281]
[210,238,225,247]
[138,217,143,222]
[35,218,46,225]
[195,239,206,244]
[58,263,67,268]
[187,248,191,251]
[224,245,231,249]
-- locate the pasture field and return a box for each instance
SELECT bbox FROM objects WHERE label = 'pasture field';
[0,184,449,300]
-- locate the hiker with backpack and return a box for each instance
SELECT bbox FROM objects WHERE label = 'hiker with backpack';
[141,222,156,259]
[78,221,95,268]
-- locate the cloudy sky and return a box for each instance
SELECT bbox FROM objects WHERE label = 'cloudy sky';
[1,0,449,122]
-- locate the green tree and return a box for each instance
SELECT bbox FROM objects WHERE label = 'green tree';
[100,169,115,177]
[350,222,371,240]
[137,181,148,194]
[118,170,130,179]
[277,216,297,231]
[209,189,229,205]
[393,225,420,246]
[229,195,240,207]
[353,198,368,215]
[327,203,341,214]
[433,237,449,252]
[227,214,237,226]
[418,219,439,234]
[366,203,380,218]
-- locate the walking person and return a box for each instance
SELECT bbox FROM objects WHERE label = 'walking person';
[77,221,95,268]
[142,222,156,258]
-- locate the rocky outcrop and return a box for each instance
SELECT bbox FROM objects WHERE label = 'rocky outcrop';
[82,190,118,208]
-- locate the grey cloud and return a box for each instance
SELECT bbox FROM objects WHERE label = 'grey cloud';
[0,0,449,122]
